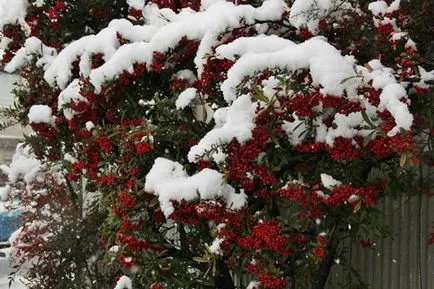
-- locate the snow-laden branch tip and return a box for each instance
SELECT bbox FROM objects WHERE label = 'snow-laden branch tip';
[145,157,247,217]
[114,276,132,289]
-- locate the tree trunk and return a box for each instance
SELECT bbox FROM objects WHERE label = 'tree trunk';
[215,260,236,289]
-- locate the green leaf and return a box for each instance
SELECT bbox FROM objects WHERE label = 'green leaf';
[193,256,209,263]
[251,85,269,103]
[361,110,376,129]
[363,129,377,147]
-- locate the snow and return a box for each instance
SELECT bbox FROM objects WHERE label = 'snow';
[145,158,247,217]
[109,245,120,253]
[368,0,400,16]
[320,174,342,189]
[315,190,330,199]
[0,274,28,289]
[175,88,198,110]
[47,19,157,87]
[282,115,308,146]
[378,84,412,136]
[367,1,389,16]
[27,105,53,124]
[290,0,333,31]
[368,0,401,28]
[207,238,224,255]
[360,61,413,136]
[221,37,358,103]
[127,0,145,10]
[0,186,10,201]
[215,34,294,60]
[188,94,256,162]
[175,69,197,83]
[58,79,87,120]
[0,0,28,28]
[63,153,77,164]
[83,17,161,86]
[289,0,354,32]
[90,42,151,92]
[418,66,434,83]
[1,144,41,184]
[44,35,94,89]
[348,194,361,203]
[113,275,132,289]
[325,112,366,145]
[4,37,57,73]
[88,0,287,91]
[247,281,261,289]
[85,121,95,131]
[34,0,44,7]
[404,39,417,51]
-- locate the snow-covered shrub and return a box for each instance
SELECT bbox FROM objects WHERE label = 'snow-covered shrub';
[0,0,433,288]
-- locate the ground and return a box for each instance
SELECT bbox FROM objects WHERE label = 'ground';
[0,248,27,289]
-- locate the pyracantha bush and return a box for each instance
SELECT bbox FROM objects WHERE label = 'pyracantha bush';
[0,0,433,289]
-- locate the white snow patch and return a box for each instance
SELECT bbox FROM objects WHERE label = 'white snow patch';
[4,37,56,73]
[145,158,247,217]
[85,121,95,131]
[247,281,261,289]
[127,0,145,10]
[58,79,87,120]
[188,94,256,162]
[176,88,197,110]
[0,0,28,28]
[28,105,53,124]
[282,114,307,146]
[320,173,342,189]
[207,238,224,255]
[289,0,354,32]
[5,144,41,184]
[113,276,132,289]
[221,37,358,103]
[215,34,294,60]
[89,0,287,91]
[348,194,361,203]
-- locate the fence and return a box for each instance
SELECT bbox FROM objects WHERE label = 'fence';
[329,193,434,289]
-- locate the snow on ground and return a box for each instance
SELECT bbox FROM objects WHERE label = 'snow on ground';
[0,248,27,289]
[0,275,28,289]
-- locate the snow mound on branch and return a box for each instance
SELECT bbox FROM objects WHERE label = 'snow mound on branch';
[191,37,413,154]
[88,0,287,91]
[4,37,57,73]
[215,34,294,61]
[0,144,41,184]
[145,158,247,217]
[58,79,87,120]
[221,37,358,103]
[368,0,400,17]
[360,59,413,136]
[0,0,28,28]
[28,105,53,124]
[188,94,256,162]
[114,276,132,289]
[44,35,93,89]
[320,174,342,189]
[41,0,286,91]
[282,114,308,146]
[176,87,198,110]
[127,0,145,10]
[90,42,152,90]
[247,281,261,289]
[289,0,354,32]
